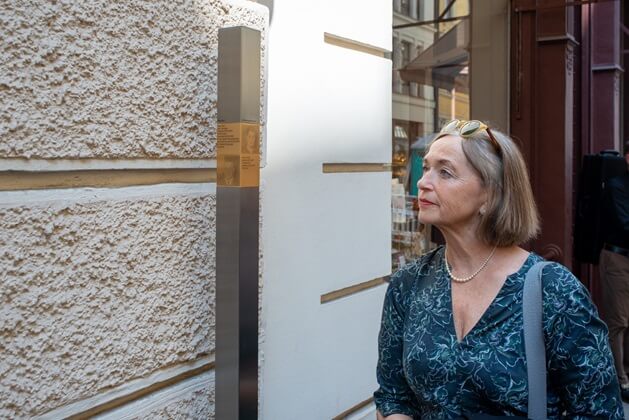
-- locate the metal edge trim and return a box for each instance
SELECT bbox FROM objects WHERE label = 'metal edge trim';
[591,63,624,72]
[536,34,579,45]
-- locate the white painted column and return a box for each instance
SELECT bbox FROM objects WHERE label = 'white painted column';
[260,0,392,418]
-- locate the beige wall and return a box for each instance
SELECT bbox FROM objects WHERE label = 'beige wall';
[0,0,267,418]
[0,0,266,159]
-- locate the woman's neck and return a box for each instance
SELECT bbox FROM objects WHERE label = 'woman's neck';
[440,226,495,274]
[440,228,527,278]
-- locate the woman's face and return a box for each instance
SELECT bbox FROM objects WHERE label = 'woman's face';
[246,130,256,150]
[417,135,488,231]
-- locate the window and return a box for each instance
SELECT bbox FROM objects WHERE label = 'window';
[390,0,508,269]
[401,0,410,16]
[401,41,411,66]
[400,40,412,94]
[417,0,424,21]
[391,0,472,268]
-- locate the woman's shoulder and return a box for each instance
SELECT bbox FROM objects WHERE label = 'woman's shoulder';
[389,246,444,293]
[538,260,586,293]
[535,259,594,316]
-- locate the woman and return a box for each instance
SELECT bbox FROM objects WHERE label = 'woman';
[243,126,259,155]
[374,120,624,419]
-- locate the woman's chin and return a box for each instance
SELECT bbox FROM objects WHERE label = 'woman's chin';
[418,214,436,225]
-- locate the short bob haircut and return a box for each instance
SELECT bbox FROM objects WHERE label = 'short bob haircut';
[428,123,540,247]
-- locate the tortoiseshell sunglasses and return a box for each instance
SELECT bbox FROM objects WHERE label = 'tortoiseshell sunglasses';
[439,119,501,153]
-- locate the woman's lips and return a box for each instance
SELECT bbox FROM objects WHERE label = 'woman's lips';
[419,198,436,206]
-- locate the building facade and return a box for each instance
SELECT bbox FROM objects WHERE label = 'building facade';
[1,0,626,419]
[0,0,268,418]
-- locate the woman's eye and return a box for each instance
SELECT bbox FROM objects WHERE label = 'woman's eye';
[439,169,453,178]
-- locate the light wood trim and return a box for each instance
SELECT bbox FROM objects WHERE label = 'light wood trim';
[322,163,392,173]
[0,168,216,191]
[332,397,375,420]
[321,276,390,304]
[324,33,390,58]
[0,158,216,171]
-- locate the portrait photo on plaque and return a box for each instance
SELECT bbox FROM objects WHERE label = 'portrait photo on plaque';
[242,125,259,155]
[218,155,240,186]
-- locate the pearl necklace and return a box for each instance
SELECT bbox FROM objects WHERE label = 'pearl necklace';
[444,246,497,283]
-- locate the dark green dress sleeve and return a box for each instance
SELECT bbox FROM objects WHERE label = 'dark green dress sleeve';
[374,272,421,418]
[542,263,624,419]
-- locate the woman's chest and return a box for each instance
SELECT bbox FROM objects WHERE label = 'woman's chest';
[451,276,510,342]
[401,283,528,407]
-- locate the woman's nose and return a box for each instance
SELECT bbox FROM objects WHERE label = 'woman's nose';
[417,174,430,191]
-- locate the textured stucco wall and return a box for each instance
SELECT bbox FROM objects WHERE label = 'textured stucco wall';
[127,383,215,420]
[1,0,267,417]
[96,371,215,420]
[0,189,216,418]
[0,0,267,158]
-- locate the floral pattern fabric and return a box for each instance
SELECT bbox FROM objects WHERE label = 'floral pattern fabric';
[374,246,624,419]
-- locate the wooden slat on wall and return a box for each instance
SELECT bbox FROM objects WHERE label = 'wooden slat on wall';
[322,163,391,173]
[321,276,390,304]
[332,397,375,420]
[324,33,391,59]
[0,168,217,191]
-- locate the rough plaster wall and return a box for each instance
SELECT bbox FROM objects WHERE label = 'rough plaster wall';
[127,377,215,420]
[0,192,216,418]
[134,385,215,420]
[94,371,215,420]
[0,0,267,158]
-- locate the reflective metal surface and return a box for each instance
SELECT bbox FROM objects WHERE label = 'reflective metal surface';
[216,187,259,419]
[216,26,261,420]
[217,27,261,124]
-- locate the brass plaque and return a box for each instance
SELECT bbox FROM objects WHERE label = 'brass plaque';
[217,122,260,187]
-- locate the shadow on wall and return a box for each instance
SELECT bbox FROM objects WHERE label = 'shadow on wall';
[256,0,273,23]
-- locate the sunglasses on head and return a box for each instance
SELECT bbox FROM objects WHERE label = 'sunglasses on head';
[439,119,501,153]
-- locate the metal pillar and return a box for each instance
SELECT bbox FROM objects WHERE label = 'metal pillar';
[215,26,261,420]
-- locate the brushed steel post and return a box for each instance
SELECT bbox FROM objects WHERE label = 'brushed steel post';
[216,26,261,420]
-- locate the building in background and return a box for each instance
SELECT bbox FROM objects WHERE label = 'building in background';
[507,0,627,307]
[390,0,628,310]
[390,0,508,270]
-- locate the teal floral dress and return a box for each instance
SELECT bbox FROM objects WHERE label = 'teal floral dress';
[374,246,624,419]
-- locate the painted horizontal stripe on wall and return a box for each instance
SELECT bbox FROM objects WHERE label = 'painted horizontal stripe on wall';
[0,158,217,171]
[322,163,392,173]
[324,32,391,59]
[0,168,217,191]
[332,397,375,420]
[320,276,390,304]
[0,183,216,208]
[36,355,215,420]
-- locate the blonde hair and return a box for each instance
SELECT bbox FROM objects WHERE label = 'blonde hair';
[428,125,540,247]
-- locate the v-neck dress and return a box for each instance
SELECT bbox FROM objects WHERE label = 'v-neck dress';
[374,246,624,419]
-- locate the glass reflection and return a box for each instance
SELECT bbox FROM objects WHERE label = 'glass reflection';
[391,0,471,270]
